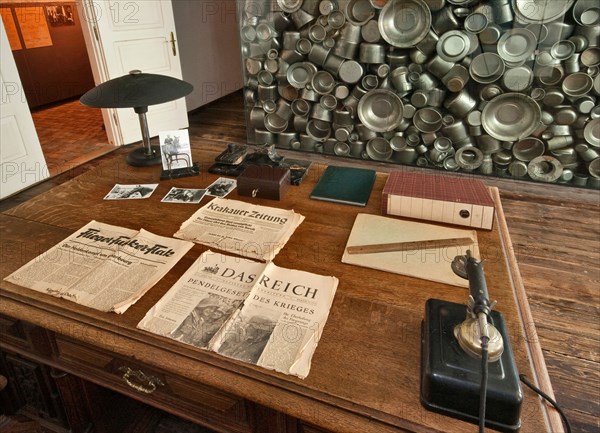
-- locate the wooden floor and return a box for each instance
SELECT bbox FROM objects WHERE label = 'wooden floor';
[31,98,114,177]
[3,91,599,433]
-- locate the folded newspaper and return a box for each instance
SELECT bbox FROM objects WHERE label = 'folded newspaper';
[4,221,194,313]
[173,198,304,261]
[137,250,339,378]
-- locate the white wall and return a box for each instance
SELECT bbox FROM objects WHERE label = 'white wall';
[172,0,243,111]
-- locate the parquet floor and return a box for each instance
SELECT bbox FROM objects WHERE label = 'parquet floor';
[31,99,114,176]
[4,90,599,433]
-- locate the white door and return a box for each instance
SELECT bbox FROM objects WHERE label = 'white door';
[78,0,188,145]
[0,19,49,200]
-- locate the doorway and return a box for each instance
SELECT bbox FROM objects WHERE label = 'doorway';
[30,99,113,176]
[1,2,114,177]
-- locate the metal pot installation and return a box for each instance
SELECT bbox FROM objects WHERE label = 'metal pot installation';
[238,0,600,188]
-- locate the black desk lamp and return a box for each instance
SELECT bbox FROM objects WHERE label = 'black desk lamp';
[80,70,193,166]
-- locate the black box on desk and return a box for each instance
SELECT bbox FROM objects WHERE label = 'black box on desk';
[237,165,291,200]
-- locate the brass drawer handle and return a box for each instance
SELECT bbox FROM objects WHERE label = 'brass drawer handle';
[118,366,164,394]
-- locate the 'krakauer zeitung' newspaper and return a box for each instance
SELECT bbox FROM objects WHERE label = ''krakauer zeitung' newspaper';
[4,221,194,313]
[137,250,339,378]
[173,198,304,261]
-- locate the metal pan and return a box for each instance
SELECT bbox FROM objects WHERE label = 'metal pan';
[344,0,376,25]
[264,114,288,133]
[334,141,351,156]
[512,0,575,23]
[584,118,600,148]
[436,30,471,62]
[497,28,537,64]
[366,137,393,161]
[277,0,302,13]
[287,63,312,89]
[512,137,545,161]
[573,0,600,26]
[501,66,533,92]
[311,71,336,95]
[562,72,594,96]
[413,107,443,133]
[527,156,563,182]
[481,93,542,141]
[464,12,488,34]
[551,40,577,61]
[357,89,404,132]
[470,53,505,84]
[378,0,431,48]
[581,47,600,67]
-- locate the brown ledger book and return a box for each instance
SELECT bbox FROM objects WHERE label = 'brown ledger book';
[381,171,495,230]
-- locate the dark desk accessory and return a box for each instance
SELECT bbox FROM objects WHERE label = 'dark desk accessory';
[80,70,193,167]
[310,166,376,207]
[421,251,522,432]
[215,143,249,165]
[159,163,200,180]
[237,165,291,200]
[209,144,311,186]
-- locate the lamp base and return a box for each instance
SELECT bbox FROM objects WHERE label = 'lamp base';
[126,146,162,167]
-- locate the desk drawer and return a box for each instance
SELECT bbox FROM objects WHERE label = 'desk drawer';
[0,314,53,357]
[55,335,252,433]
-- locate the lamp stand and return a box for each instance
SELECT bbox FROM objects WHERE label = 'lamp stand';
[126,106,162,167]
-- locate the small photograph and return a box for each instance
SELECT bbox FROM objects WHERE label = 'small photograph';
[46,5,75,26]
[161,187,206,204]
[103,184,158,200]
[159,130,193,171]
[206,177,237,198]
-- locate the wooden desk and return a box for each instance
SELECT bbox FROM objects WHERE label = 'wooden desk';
[0,148,553,432]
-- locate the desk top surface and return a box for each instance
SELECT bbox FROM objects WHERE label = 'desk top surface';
[0,147,549,433]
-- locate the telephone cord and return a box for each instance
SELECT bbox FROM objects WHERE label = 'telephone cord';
[479,336,489,433]
[519,374,572,433]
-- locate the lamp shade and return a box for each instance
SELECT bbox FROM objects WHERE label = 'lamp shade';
[80,70,193,109]
[79,70,193,167]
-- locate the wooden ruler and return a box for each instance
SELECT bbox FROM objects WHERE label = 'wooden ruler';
[346,237,474,255]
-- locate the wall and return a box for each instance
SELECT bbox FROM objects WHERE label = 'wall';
[1,0,95,107]
[172,0,243,111]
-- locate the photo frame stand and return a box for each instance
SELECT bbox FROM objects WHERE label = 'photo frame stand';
[160,163,200,180]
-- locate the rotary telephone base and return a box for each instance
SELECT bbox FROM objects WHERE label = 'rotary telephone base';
[209,143,311,185]
[420,298,522,432]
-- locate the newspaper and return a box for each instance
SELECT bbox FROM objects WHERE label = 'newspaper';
[137,250,339,378]
[4,221,194,313]
[173,198,304,261]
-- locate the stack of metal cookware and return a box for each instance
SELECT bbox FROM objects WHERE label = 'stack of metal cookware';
[239,0,600,188]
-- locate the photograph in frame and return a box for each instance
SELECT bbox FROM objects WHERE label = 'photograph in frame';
[160,130,193,172]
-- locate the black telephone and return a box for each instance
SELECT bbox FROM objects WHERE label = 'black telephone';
[215,143,248,165]
[420,252,523,432]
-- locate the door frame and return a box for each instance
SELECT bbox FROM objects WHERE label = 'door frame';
[76,0,122,147]
[75,0,189,147]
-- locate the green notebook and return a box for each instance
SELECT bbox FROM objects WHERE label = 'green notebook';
[310,166,376,207]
